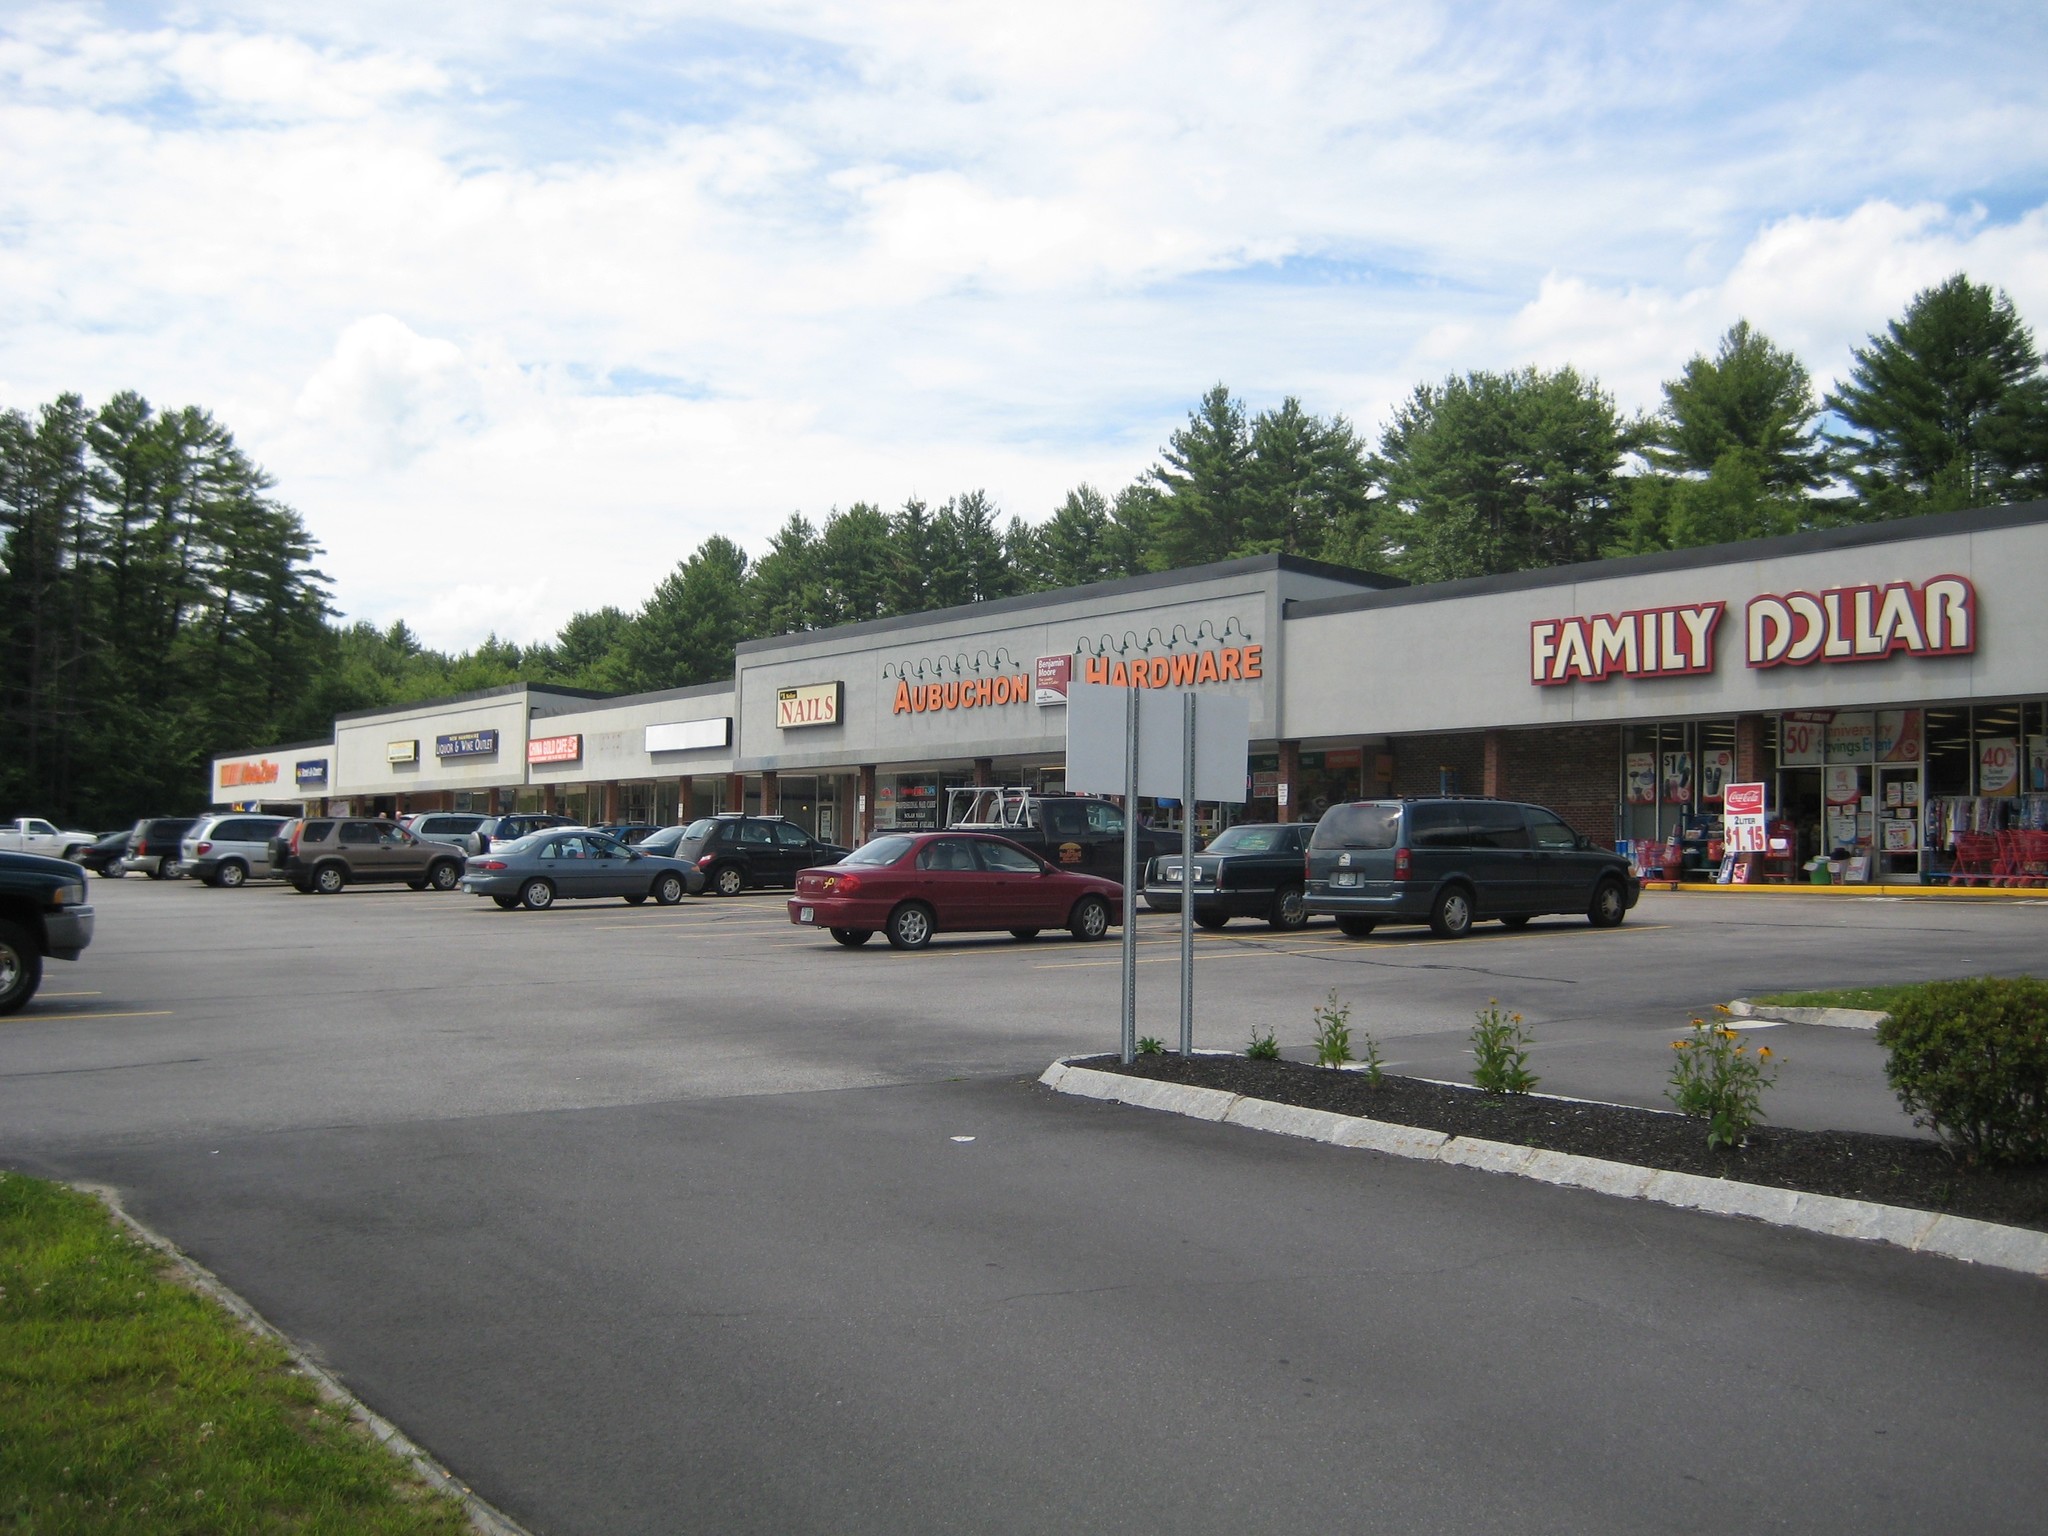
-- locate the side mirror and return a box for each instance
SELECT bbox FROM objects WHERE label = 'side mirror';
[1576,834,1592,851]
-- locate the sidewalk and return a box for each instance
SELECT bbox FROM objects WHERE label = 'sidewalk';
[1641,879,2048,899]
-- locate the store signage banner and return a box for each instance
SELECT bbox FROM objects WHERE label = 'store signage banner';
[1661,752,1693,804]
[218,758,280,788]
[645,718,730,752]
[1876,710,1923,763]
[1625,752,1656,805]
[1825,766,1862,805]
[1826,713,1876,762]
[527,733,583,765]
[1034,654,1072,705]
[1724,782,1768,853]
[295,759,328,787]
[1700,749,1732,802]
[435,729,500,759]
[777,682,843,728]
[386,739,418,764]
[1078,644,1262,689]
[892,674,1027,715]
[1530,604,1724,685]
[1746,576,1974,668]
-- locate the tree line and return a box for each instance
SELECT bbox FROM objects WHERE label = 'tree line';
[5,273,2046,824]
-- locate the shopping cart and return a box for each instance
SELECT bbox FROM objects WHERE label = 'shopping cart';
[1948,832,2001,887]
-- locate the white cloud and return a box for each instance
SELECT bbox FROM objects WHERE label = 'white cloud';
[3,3,2048,649]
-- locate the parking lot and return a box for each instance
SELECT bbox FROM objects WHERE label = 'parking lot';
[6,877,2048,1533]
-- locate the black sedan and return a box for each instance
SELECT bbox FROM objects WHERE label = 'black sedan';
[1143,822,1314,930]
[77,830,132,877]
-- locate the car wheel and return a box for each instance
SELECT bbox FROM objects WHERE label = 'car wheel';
[652,873,686,905]
[520,879,556,911]
[97,866,124,878]
[886,903,934,949]
[1429,885,1475,939]
[1193,911,1230,930]
[713,864,745,897]
[313,864,347,895]
[1269,883,1308,931]
[1336,915,1377,938]
[832,927,874,947]
[406,878,428,891]
[146,860,167,880]
[428,860,462,892]
[1501,914,1533,929]
[1009,928,1040,941]
[492,895,520,910]
[1068,894,1111,942]
[0,920,43,1016]
[291,878,314,894]
[218,860,248,889]
[1589,878,1628,928]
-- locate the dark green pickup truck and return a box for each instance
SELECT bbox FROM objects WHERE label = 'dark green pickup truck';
[0,850,96,1014]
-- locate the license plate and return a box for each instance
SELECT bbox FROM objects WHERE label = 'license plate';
[798,906,815,923]
[1332,872,1359,888]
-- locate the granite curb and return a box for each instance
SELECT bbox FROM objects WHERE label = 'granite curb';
[78,1183,538,1536]
[1727,998,1888,1030]
[1039,1062,2048,1279]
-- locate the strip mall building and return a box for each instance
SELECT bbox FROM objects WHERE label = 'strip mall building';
[212,501,2048,881]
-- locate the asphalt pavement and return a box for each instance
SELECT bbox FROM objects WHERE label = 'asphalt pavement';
[5,877,2047,1533]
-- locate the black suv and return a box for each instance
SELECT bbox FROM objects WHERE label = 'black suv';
[669,814,850,896]
[1304,796,1639,939]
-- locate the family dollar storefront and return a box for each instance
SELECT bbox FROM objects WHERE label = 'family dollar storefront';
[729,554,1402,844]
[1282,500,2048,883]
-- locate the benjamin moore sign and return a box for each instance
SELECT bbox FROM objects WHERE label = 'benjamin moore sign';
[435,729,501,759]
[295,759,329,787]
[386,739,419,764]
[777,682,842,728]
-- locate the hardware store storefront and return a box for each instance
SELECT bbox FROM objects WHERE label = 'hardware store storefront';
[215,502,2048,881]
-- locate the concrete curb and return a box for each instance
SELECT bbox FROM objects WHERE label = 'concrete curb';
[1728,998,1888,1030]
[1640,882,2046,900]
[1038,1062,2048,1280]
[77,1183,538,1536]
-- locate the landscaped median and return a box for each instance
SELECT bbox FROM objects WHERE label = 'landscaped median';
[1039,1053,2048,1278]
[0,1171,525,1535]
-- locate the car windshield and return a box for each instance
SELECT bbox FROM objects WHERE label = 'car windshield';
[682,818,719,840]
[841,835,916,867]
[494,833,544,854]
[1205,825,1284,854]
[1309,803,1402,850]
[638,827,686,853]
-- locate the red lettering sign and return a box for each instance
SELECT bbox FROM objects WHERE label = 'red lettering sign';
[1746,576,1975,668]
[1530,605,1725,685]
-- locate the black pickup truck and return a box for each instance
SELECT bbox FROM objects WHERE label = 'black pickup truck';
[947,788,1183,880]
[0,850,96,1014]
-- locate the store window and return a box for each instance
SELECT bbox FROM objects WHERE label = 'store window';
[1622,719,1736,877]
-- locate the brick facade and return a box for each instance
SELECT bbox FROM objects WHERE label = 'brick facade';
[1392,724,1624,844]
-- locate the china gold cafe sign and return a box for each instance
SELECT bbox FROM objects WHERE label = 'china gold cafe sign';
[1530,576,1975,685]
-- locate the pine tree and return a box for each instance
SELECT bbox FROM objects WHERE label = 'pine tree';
[1825,274,2048,515]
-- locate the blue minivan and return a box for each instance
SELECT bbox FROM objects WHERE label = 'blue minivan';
[1304,797,1639,939]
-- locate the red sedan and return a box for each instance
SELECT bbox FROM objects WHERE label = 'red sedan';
[788,831,1123,949]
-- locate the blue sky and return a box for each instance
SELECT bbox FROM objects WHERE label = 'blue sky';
[4,2,2046,648]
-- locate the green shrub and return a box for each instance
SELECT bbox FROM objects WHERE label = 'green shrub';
[1311,989,1354,1068]
[1136,1035,1164,1056]
[1471,999,1537,1094]
[1667,1011,1780,1150]
[1877,977,2048,1165]
[1246,1024,1280,1061]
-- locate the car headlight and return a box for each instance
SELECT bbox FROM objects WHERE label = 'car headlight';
[52,882,86,906]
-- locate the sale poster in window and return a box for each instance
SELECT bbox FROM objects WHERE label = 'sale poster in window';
[1876,710,1923,763]
[1661,752,1693,804]
[1979,738,2019,797]
[1699,749,1732,802]
[1779,716,1825,766]
[1825,766,1861,805]
[1626,753,1656,805]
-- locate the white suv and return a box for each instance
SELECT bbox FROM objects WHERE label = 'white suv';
[181,814,291,888]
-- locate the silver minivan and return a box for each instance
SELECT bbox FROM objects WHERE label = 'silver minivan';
[180,814,291,888]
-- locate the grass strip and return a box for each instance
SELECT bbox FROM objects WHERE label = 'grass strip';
[0,1169,474,1535]
[1748,982,1946,1012]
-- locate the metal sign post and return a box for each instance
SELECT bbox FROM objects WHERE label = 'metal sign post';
[1066,681,1250,1066]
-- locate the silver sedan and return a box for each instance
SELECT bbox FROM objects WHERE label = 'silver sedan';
[460,828,707,910]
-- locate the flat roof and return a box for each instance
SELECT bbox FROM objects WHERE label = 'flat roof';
[1286,499,2048,620]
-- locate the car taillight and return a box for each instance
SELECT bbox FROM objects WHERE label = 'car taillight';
[477,859,508,871]
[196,841,213,855]
[290,825,303,853]
[1394,847,1411,881]
[696,854,715,868]
[824,873,860,895]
